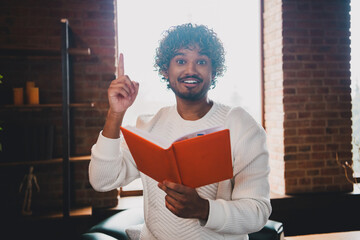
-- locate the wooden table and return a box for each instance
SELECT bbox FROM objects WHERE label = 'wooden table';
[286,231,360,240]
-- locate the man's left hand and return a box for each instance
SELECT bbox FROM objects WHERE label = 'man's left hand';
[158,180,209,221]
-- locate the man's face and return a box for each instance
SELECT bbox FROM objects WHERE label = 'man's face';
[165,46,213,101]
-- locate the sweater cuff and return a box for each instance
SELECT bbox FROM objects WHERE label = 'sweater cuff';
[92,130,121,160]
[203,199,226,230]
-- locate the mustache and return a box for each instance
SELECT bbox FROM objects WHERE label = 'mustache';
[178,75,203,82]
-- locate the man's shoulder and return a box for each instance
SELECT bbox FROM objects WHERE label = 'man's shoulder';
[136,105,174,129]
[213,102,249,120]
[224,105,261,129]
[227,105,250,118]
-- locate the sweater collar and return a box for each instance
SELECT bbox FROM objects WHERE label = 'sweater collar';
[173,101,218,125]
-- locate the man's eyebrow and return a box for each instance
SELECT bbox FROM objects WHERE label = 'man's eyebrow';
[198,50,209,57]
[173,52,185,57]
[173,52,209,58]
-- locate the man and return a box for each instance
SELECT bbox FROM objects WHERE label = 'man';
[89,23,271,240]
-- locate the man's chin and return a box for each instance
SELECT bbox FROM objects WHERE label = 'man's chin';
[176,91,207,101]
[170,85,209,101]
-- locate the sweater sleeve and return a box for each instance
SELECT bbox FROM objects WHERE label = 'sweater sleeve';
[88,113,157,192]
[88,131,140,192]
[204,108,272,235]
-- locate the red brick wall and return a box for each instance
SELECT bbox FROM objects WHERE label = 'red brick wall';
[264,0,353,194]
[0,0,118,214]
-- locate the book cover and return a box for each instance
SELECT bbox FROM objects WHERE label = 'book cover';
[120,126,233,188]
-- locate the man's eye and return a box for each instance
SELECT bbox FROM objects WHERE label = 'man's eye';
[176,59,186,64]
[197,60,207,65]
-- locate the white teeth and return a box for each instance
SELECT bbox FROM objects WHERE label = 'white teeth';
[184,80,197,84]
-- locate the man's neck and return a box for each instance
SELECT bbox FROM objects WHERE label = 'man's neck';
[176,97,213,121]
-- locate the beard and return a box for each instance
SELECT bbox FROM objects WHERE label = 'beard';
[169,77,210,101]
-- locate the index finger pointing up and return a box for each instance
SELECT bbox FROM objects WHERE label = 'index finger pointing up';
[118,53,125,77]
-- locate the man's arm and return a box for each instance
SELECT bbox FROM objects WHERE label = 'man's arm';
[88,54,140,192]
[204,124,271,235]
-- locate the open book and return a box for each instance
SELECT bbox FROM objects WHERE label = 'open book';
[120,126,233,188]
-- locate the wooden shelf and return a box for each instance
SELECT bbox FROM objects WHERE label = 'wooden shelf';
[1,102,95,110]
[0,47,60,57]
[53,206,92,218]
[0,47,91,58]
[13,206,92,220]
[0,155,91,167]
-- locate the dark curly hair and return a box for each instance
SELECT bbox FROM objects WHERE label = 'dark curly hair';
[155,23,226,89]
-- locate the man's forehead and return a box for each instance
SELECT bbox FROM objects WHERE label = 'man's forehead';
[174,46,208,57]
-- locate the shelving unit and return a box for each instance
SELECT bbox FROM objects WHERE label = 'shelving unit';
[61,18,92,218]
[0,41,89,59]
[1,103,95,109]
[0,155,91,167]
[0,18,92,218]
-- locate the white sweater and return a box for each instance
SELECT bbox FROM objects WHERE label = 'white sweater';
[89,102,271,240]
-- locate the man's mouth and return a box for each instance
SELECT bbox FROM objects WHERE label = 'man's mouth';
[183,79,199,84]
[179,76,202,85]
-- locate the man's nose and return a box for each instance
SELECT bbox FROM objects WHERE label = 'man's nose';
[185,62,197,75]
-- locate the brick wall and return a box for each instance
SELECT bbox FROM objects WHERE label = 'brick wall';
[264,0,353,194]
[0,0,118,214]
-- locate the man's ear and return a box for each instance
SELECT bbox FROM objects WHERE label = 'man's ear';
[161,70,169,80]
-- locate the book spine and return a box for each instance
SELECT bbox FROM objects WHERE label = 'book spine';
[166,146,182,184]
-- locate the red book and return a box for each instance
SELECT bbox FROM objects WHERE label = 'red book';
[120,126,233,188]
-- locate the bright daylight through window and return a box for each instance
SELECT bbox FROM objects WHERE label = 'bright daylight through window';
[116,0,261,193]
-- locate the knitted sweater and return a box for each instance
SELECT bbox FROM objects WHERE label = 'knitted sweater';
[89,102,271,240]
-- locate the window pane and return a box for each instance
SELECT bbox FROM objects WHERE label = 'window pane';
[117,0,261,126]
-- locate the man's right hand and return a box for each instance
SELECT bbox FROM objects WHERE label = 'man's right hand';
[108,53,139,114]
[103,53,139,139]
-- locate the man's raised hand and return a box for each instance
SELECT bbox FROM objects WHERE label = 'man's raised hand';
[108,53,139,114]
[102,53,139,139]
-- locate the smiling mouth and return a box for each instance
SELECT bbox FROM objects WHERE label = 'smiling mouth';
[179,76,202,85]
[183,80,199,84]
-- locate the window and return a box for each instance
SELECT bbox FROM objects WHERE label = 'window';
[116,0,262,195]
[350,0,360,192]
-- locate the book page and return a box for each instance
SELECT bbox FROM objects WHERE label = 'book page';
[122,125,225,149]
[173,126,225,142]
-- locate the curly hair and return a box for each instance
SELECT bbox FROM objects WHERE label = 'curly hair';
[155,23,226,89]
